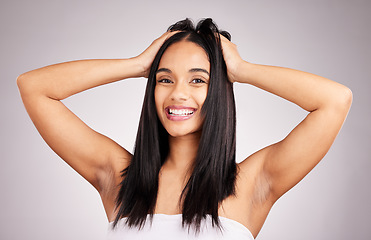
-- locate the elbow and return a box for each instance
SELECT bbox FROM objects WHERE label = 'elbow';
[319,85,352,114]
[17,71,40,97]
[331,85,353,113]
[16,73,28,95]
[16,73,25,89]
[339,86,353,110]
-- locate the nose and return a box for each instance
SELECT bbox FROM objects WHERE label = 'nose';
[170,81,189,102]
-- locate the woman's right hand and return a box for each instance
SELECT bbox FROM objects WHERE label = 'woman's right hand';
[16,33,183,195]
[16,30,179,200]
[135,31,179,78]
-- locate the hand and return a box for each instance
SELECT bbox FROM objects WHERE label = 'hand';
[135,31,179,78]
[220,35,245,83]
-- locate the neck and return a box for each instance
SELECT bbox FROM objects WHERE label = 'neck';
[164,131,202,174]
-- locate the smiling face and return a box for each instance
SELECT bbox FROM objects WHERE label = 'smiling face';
[154,40,210,138]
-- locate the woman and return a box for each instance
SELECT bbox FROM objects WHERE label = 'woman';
[17,19,352,239]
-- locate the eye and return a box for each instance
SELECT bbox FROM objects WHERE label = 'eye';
[191,78,206,84]
[157,78,173,84]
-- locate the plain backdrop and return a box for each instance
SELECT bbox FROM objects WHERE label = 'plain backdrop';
[1,0,370,239]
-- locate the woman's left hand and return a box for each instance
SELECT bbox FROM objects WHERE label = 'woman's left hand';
[219,35,245,83]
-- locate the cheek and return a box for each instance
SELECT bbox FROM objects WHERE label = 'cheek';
[195,88,208,107]
[154,87,165,116]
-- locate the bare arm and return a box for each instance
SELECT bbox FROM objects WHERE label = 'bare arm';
[221,36,352,201]
[17,32,176,192]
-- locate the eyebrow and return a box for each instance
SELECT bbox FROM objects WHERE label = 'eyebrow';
[156,68,210,76]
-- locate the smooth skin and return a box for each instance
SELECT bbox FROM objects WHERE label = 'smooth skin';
[17,31,352,238]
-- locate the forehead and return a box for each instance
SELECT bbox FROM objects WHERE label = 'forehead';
[158,41,210,72]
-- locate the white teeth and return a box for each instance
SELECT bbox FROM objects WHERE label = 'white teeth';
[169,109,194,116]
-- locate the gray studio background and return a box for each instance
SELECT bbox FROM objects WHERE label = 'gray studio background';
[1,0,370,239]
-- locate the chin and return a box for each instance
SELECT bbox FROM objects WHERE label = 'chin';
[159,115,204,138]
[166,130,192,138]
[164,126,202,138]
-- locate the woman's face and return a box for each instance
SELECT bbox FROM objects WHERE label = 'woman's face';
[155,40,210,138]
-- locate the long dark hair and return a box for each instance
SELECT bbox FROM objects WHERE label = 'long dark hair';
[113,18,237,232]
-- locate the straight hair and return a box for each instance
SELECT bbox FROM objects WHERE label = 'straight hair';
[113,18,237,233]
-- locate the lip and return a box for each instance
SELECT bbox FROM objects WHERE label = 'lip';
[165,105,197,121]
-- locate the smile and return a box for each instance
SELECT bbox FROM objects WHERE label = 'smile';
[165,106,196,121]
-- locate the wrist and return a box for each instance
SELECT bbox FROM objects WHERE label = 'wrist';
[126,57,147,78]
[230,60,252,84]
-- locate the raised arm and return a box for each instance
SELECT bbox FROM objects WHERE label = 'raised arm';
[220,36,352,201]
[17,32,175,192]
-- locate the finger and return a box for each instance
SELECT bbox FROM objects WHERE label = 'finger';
[160,30,180,40]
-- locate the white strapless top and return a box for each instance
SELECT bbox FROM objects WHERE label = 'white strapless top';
[107,214,254,240]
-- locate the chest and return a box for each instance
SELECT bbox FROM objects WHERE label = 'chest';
[154,172,185,214]
[154,170,254,217]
